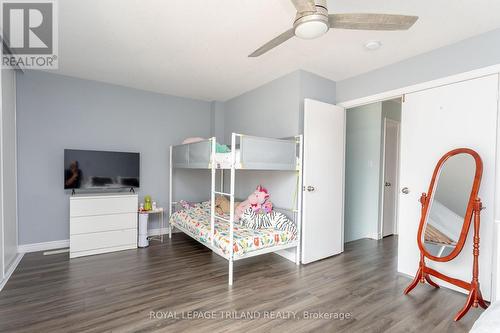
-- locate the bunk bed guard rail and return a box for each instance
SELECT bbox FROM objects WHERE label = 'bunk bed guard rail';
[170,135,299,170]
[238,135,297,170]
[171,138,212,169]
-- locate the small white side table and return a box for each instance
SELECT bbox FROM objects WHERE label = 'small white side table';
[138,208,165,243]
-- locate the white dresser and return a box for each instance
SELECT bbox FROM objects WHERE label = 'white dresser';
[70,193,138,258]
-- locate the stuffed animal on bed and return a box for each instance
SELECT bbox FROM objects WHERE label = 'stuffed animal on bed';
[235,185,273,220]
[215,195,230,215]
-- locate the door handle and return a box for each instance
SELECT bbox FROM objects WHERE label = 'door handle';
[385,182,391,187]
[306,186,315,192]
[401,187,410,194]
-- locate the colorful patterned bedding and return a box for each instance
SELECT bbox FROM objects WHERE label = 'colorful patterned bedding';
[169,202,297,257]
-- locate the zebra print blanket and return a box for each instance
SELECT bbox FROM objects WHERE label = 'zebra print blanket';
[240,208,297,236]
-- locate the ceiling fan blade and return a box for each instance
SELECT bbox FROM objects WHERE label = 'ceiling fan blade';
[329,13,418,31]
[291,0,316,13]
[248,29,295,57]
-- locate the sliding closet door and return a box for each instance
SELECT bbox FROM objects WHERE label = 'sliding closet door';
[398,74,499,300]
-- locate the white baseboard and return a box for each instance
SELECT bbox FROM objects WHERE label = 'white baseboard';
[367,233,380,240]
[18,239,69,253]
[0,253,24,291]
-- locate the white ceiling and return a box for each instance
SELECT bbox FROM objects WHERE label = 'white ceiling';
[55,0,500,101]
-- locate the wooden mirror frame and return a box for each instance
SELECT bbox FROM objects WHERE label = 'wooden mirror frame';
[417,148,482,262]
[404,148,488,321]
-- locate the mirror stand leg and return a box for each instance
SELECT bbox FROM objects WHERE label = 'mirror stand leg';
[455,283,488,321]
[454,289,476,321]
[424,274,440,288]
[476,289,488,309]
[404,253,440,294]
[404,266,422,295]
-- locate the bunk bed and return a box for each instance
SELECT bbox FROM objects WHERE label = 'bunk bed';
[169,133,303,285]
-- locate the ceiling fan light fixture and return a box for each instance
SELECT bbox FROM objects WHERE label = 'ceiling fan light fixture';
[294,20,329,39]
[248,0,418,57]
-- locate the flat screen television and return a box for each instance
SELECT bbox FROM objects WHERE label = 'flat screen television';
[64,149,140,190]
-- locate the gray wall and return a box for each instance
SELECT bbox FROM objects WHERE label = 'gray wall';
[222,69,336,202]
[299,70,337,133]
[344,102,383,242]
[210,101,225,143]
[223,71,301,144]
[17,71,212,245]
[344,99,401,242]
[337,28,500,102]
[222,70,302,207]
[1,67,18,272]
[299,70,337,104]
[223,69,336,143]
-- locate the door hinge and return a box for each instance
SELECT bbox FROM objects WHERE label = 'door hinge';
[402,94,406,103]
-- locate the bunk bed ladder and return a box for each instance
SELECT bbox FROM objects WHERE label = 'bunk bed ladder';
[228,133,236,285]
[210,138,216,249]
[209,136,237,285]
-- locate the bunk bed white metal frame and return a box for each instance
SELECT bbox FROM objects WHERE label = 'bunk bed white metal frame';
[169,133,303,285]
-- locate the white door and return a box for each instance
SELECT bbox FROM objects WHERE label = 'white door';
[302,99,345,264]
[382,119,399,237]
[398,74,498,300]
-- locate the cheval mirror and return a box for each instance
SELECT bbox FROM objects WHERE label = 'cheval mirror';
[403,148,488,321]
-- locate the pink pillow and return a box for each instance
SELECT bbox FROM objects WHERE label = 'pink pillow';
[182,137,206,144]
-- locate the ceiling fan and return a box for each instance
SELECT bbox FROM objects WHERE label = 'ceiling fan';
[249,0,418,57]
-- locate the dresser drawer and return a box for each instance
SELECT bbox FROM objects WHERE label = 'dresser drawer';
[70,195,138,217]
[70,229,137,253]
[70,213,137,235]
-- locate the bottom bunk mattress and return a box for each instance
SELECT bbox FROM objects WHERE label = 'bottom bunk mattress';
[169,202,297,257]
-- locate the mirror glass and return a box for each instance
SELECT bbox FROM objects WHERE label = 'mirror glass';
[423,153,476,258]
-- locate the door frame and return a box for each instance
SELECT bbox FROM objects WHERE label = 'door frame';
[338,64,500,109]
[379,117,400,239]
[338,64,500,302]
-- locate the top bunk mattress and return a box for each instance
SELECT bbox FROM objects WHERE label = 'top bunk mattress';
[169,202,297,257]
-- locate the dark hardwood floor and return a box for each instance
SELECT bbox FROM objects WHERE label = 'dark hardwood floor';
[0,235,481,333]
